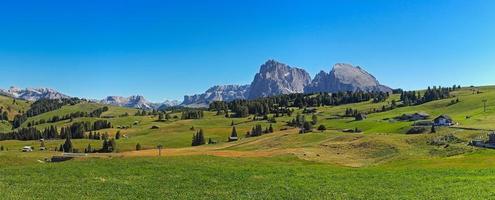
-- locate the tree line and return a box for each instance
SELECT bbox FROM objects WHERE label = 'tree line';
[210,91,390,118]
[400,85,457,106]
[12,98,82,128]
[26,106,109,127]
[0,120,112,141]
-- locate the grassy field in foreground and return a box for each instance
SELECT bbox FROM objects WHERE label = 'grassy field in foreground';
[2,86,495,199]
[2,154,495,199]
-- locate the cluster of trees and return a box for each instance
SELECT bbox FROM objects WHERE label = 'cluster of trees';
[0,107,9,121]
[0,120,112,141]
[59,136,117,153]
[287,114,318,133]
[400,86,455,106]
[60,120,112,139]
[158,112,171,121]
[26,107,109,127]
[246,124,274,137]
[88,131,108,140]
[182,110,204,120]
[210,91,390,118]
[26,98,81,117]
[12,98,82,128]
[191,129,205,146]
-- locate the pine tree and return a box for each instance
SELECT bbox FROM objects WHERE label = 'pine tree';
[85,144,92,153]
[62,136,73,153]
[102,139,109,152]
[311,114,318,125]
[109,139,116,152]
[198,129,205,145]
[115,131,121,140]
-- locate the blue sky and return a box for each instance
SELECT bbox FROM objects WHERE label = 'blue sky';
[0,0,494,102]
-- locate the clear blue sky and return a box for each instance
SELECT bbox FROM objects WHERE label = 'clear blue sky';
[0,0,494,102]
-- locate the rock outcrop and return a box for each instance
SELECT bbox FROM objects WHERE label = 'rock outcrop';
[247,60,312,99]
[305,63,391,93]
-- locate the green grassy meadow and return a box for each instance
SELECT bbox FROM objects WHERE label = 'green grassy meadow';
[1,86,495,199]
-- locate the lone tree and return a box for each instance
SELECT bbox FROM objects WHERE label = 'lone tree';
[431,125,436,133]
[157,144,163,156]
[301,121,313,134]
[311,114,318,125]
[268,124,274,133]
[115,131,121,140]
[62,136,73,153]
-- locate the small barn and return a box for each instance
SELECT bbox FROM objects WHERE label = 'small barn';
[434,115,453,126]
[397,112,430,121]
[229,136,238,142]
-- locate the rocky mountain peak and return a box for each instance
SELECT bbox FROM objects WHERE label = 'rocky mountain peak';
[248,60,312,99]
[100,95,154,110]
[305,63,391,93]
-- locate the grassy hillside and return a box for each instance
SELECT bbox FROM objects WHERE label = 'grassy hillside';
[1,86,495,199]
[0,95,31,131]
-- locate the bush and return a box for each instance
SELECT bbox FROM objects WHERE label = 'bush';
[317,125,327,131]
[407,127,427,134]
[136,143,142,151]
[151,126,160,129]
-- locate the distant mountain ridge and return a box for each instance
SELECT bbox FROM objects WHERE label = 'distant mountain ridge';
[100,96,180,110]
[0,86,70,101]
[182,85,250,108]
[181,60,392,107]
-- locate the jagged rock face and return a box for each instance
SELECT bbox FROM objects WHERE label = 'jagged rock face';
[305,63,391,93]
[182,85,250,108]
[0,86,70,101]
[247,60,311,99]
[161,100,180,107]
[100,95,155,110]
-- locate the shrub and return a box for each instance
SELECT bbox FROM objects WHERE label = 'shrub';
[136,143,142,151]
[407,127,427,134]
[317,125,327,131]
[151,126,160,129]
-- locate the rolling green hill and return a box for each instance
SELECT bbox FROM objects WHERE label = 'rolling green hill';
[1,86,495,199]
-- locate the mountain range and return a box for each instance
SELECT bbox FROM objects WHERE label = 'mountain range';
[182,60,391,107]
[0,59,392,109]
[0,87,70,101]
